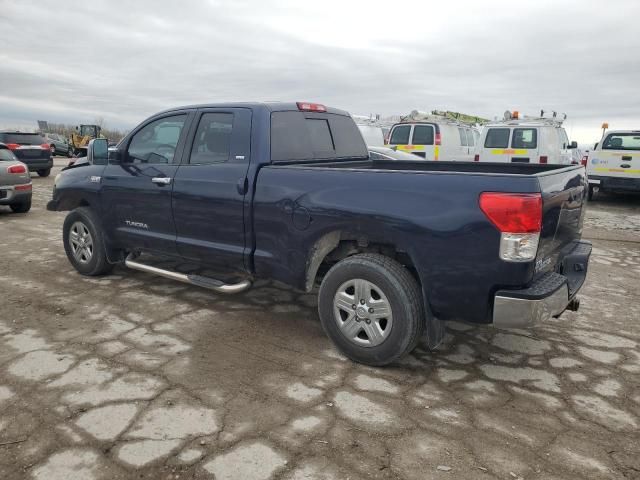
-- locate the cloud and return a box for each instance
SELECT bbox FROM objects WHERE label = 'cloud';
[0,0,638,142]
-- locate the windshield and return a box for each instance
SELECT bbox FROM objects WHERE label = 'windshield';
[0,149,18,161]
[602,133,640,151]
[80,126,98,137]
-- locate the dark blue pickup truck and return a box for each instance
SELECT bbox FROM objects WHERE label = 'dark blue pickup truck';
[48,102,591,366]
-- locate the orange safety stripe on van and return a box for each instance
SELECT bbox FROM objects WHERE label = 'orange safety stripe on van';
[395,145,425,151]
[594,167,640,174]
[491,149,528,155]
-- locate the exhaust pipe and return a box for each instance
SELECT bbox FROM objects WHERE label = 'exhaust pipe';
[125,254,251,294]
[566,297,580,312]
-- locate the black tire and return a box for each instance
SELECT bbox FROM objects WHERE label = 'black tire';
[10,198,31,213]
[318,253,424,366]
[63,207,114,276]
[588,184,595,201]
[37,168,51,177]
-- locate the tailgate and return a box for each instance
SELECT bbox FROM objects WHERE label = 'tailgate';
[534,166,587,274]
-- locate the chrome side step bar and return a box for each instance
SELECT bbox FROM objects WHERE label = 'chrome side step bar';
[124,254,251,294]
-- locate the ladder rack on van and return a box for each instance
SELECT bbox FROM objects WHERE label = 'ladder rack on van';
[400,110,487,128]
[497,110,567,127]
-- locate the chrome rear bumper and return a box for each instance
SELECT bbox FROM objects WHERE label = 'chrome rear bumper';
[492,241,591,328]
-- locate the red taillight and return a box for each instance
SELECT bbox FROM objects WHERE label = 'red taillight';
[474,154,480,162]
[539,156,548,164]
[296,102,327,112]
[479,192,542,233]
[41,143,51,150]
[15,184,32,191]
[581,156,588,166]
[435,133,442,146]
[6,143,20,150]
[7,164,27,174]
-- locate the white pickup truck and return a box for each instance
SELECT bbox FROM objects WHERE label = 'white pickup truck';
[587,130,640,200]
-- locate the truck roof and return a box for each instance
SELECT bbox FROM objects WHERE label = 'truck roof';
[153,102,350,117]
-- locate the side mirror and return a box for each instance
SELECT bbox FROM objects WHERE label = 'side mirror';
[568,141,578,149]
[87,138,109,165]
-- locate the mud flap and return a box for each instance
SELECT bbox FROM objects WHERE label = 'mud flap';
[425,315,446,350]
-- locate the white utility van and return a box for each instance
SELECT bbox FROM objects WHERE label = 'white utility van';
[387,112,479,161]
[586,129,640,200]
[475,112,577,165]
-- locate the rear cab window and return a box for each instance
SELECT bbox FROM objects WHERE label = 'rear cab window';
[512,128,537,149]
[389,125,411,145]
[602,133,640,150]
[270,111,368,162]
[484,128,510,148]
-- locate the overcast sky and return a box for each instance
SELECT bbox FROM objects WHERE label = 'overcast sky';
[1,0,638,143]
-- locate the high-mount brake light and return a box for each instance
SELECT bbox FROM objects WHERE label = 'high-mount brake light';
[297,102,327,112]
[479,192,542,262]
[7,164,27,174]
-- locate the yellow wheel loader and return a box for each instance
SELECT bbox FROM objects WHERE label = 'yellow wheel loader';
[70,125,102,157]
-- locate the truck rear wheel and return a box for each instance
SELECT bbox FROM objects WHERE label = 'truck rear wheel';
[63,207,114,276]
[318,253,424,366]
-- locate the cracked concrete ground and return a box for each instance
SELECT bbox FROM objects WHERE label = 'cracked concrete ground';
[0,159,639,479]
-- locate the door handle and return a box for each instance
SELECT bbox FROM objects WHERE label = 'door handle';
[151,177,171,185]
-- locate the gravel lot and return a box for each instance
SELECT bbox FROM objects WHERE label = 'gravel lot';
[1,159,639,480]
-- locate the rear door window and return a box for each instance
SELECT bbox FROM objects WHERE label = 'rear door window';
[389,125,411,145]
[3,133,45,145]
[511,128,537,149]
[602,133,640,150]
[189,113,234,164]
[484,128,510,148]
[412,125,434,145]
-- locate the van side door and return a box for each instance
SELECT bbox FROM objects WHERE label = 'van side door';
[171,108,252,271]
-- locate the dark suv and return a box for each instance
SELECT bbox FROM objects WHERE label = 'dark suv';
[0,132,53,177]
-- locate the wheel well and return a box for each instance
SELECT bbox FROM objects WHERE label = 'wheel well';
[305,232,419,291]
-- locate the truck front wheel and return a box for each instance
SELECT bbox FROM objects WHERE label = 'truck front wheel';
[318,253,424,366]
[63,207,114,276]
